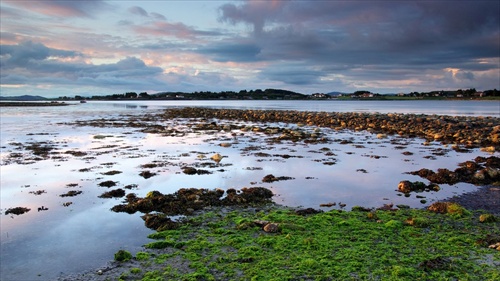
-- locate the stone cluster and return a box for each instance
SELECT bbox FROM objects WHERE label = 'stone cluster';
[161,107,500,150]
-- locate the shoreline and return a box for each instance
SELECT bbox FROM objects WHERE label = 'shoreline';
[53,107,499,280]
[2,106,498,280]
[55,186,500,281]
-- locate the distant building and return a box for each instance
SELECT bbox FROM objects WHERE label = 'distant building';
[311,93,329,98]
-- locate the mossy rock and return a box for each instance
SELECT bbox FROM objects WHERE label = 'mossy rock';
[447,203,470,218]
[405,217,430,228]
[351,206,372,212]
[479,214,497,223]
[135,252,150,261]
[427,202,470,218]
[385,220,403,228]
[114,250,132,262]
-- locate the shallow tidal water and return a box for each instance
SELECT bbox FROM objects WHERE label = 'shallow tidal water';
[0,100,498,280]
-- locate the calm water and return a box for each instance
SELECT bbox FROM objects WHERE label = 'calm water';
[77,99,500,116]
[1,100,499,280]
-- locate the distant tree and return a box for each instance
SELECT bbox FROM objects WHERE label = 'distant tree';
[484,89,499,96]
[139,92,150,99]
[125,92,138,99]
[464,88,476,97]
[352,91,371,97]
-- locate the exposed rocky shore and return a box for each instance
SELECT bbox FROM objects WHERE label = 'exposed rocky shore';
[10,106,496,281]
[160,107,500,150]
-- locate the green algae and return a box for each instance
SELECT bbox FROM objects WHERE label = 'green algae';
[114,250,132,262]
[128,206,500,281]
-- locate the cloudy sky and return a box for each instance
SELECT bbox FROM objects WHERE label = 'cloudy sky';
[1,0,499,97]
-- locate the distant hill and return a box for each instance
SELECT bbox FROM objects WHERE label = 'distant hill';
[0,95,48,101]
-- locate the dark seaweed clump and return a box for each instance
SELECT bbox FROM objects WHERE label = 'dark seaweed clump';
[99,188,126,198]
[5,207,31,215]
[98,180,117,187]
[111,187,274,230]
[262,174,295,183]
[60,190,82,197]
[408,156,500,185]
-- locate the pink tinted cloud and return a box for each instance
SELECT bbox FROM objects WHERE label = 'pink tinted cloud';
[4,0,110,17]
[133,21,199,40]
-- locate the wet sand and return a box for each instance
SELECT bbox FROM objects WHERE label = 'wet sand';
[448,185,500,214]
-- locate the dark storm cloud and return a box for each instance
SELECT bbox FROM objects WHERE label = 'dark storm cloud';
[1,41,80,66]
[258,66,323,85]
[197,43,261,62]
[218,0,499,75]
[0,42,165,89]
[1,0,498,95]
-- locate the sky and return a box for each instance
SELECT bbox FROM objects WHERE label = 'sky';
[0,0,499,98]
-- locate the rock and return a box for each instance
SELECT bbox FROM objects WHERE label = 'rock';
[319,202,336,207]
[428,202,467,216]
[263,223,280,233]
[398,180,413,193]
[220,143,232,148]
[481,146,496,153]
[253,220,270,227]
[488,242,500,249]
[98,180,117,187]
[211,153,223,162]
[427,202,451,214]
[139,170,156,179]
[479,214,497,223]
[114,250,132,262]
[142,213,178,231]
[5,207,31,215]
[434,133,444,140]
[351,206,372,212]
[98,188,125,198]
[295,208,323,215]
[262,174,294,183]
[182,167,198,175]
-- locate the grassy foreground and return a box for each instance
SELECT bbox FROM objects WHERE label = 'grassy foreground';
[115,206,499,281]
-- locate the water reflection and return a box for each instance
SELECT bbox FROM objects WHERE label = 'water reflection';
[1,102,498,280]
